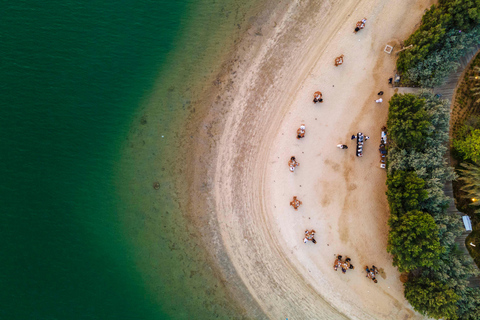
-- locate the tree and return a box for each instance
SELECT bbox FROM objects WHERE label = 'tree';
[386,171,428,219]
[387,94,432,150]
[457,162,480,213]
[405,26,480,87]
[404,277,459,319]
[453,129,480,162]
[471,66,480,103]
[387,210,444,272]
[456,287,480,320]
[439,0,480,30]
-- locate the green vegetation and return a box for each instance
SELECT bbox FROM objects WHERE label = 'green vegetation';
[397,0,480,87]
[386,171,428,219]
[454,129,480,162]
[452,53,480,270]
[386,92,480,319]
[404,277,460,320]
[387,210,444,272]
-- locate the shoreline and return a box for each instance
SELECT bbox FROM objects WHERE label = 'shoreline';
[189,0,437,318]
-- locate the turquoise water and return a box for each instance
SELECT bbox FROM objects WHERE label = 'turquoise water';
[1,1,264,319]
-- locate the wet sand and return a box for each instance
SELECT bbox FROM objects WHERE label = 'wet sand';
[190,0,435,318]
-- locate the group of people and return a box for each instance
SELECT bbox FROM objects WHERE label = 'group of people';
[333,255,354,273]
[303,229,316,244]
[288,156,300,172]
[365,265,379,283]
[333,256,381,283]
[290,196,302,210]
[379,126,387,167]
[356,132,369,157]
[334,55,344,67]
[297,124,306,139]
[354,18,367,33]
[313,91,323,103]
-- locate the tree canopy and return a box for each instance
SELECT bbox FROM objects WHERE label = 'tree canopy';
[386,170,428,219]
[453,129,480,163]
[387,210,444,272]
[404,277,460,320]
[387,94,431,149]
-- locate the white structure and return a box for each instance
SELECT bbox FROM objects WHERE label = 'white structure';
[463,215,472,231]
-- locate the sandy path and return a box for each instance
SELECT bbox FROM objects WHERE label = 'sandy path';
[208,0,435,318]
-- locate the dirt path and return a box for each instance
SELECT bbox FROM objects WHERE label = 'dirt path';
[201,0,436,318]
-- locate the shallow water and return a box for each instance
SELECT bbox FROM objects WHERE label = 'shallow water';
[1,0,265,318]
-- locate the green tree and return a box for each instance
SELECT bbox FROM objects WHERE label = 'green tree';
[386,170,428,219]
[471,66,480,103]
[387,94,432,150]
[439,0,480,30]
[404,277,459,320]
[387,210,444,272]
[457,162,480,213]
[456,287,480,320]
[453,129,480,162]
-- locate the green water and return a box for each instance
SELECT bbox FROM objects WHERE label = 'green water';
[1,1,265,319]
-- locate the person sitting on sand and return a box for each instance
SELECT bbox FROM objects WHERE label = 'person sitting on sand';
[334,257,342,271]
[297,124,306,139]
[334,55,344,66]
[313,91,323,103]
[345,257,354,269]
[290,196,302,210]
[288,156,299,172]
[304,229,316,244]
[354,18,366,33]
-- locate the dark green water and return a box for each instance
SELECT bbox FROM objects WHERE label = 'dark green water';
[1,1,264,319]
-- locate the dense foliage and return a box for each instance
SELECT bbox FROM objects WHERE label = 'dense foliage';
[453,128,480,162]
[405,277,460,320]
[397,0,480,87]
[386,92,480,319]
[386,170,428,219]
[388,210,444,272]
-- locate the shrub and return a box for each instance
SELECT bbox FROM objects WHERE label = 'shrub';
[386,170,428,219]
[387,94,431,149]
[453,128,480,162]
[405,26,480,87]
[404,277,459,320]
[387,210,444,272]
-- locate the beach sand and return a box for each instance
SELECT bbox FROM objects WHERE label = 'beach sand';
[190,0,435,318]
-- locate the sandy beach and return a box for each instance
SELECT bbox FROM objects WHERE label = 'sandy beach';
[190,0,436,318]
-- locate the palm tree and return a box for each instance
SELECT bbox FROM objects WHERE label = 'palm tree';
[471,66,480,103]
[458,162,480,213]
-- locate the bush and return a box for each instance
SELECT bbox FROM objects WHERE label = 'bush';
[405,26,480,87]
[387,210,444,272]
[453,128,480,162]
[386,170,428,219]
[387,94,431,149]
[397,0,480,86]
[386,91,480,318]
[404,277,459,320]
